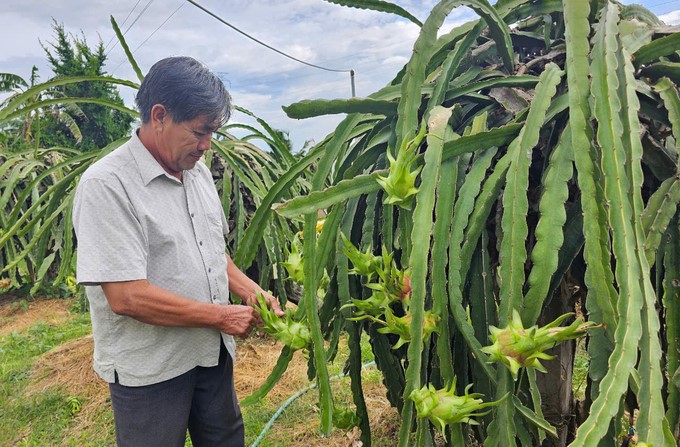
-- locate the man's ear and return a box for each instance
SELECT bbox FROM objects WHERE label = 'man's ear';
[150,104,168,130]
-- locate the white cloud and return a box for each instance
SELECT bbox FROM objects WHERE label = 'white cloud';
[659,10,680,25]
[231,90,275,112]
[382,55,409,66]
[0,13,44,61]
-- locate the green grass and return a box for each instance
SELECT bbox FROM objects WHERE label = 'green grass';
[0,309,93,446]
[0,299,395,447]
[572,337,589,402]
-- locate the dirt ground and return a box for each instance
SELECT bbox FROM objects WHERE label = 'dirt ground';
[2,298,399,446]
[0,297,73,337]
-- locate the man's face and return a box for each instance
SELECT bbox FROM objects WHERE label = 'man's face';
[157,114,218,174]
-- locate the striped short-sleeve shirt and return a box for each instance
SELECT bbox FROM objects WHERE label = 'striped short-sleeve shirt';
[72,130,235,387]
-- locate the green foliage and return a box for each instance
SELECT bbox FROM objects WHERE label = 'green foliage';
[2,2,679,445]
[38,20,134,151]
[248,0,680,445]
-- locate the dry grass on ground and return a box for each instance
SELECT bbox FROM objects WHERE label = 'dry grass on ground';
[4,298,399,446]
[235,335,400,446]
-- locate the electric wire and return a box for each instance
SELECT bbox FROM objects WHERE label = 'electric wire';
[184,0,352,74]
[646,0,679,8]
[106,0,157,57]
[645,0,680,15]
[109,0,185,75]
[104,0,143,52]
[131,1,185,53]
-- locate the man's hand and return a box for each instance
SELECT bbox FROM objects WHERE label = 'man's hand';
[250,290,285,317]
[217,304,262,338]
[226,254,285,317]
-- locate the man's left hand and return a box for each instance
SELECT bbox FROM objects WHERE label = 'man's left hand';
[250,290,285,317]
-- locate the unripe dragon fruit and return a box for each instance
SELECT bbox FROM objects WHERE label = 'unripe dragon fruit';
[341,235,412,317]
[340,233,382,280]
[281,238,304,284]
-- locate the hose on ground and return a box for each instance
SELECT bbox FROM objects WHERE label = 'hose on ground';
[250,361,376,447]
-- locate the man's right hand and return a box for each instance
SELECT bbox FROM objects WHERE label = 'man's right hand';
[217,304,262,338]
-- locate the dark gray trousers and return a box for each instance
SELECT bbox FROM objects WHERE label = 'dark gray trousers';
[109,343,244,447]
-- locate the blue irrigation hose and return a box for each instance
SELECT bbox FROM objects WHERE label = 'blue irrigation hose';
[250,361,376,447]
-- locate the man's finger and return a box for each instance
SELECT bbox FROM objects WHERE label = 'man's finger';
[268,297,285,317]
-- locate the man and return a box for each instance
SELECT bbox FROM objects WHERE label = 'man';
[72,56,283,447]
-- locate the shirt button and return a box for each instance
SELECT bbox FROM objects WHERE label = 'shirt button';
[199,241,203,246]
[191,213,195,218]
[208,268,212,273]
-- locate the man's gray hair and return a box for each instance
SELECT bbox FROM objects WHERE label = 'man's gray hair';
[136,56,231,126]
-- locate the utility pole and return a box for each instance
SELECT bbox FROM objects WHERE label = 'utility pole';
[350,69,356,98]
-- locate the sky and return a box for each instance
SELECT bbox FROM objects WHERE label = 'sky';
[1,0,679,150]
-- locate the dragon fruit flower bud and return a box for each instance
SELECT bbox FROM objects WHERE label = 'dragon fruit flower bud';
[376,122,427,210]
[410,379,507,437]
[377,308,440,349]
[253,293,311,351]
[482,310,600,380]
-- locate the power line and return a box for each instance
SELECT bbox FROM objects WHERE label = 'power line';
[110,0,185,75]
[106,0,157,57]
[184,0,352,74]
[104,0,143,52]
[132,1,185,53]
[646,0,679,8]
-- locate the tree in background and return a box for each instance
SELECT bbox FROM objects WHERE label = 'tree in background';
[38,20,133,151]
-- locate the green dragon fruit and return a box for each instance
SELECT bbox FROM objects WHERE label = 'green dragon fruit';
[281,237,304,284]
[340,233,382,280]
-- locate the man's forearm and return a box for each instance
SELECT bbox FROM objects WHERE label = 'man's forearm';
[101,279,262,337]
[101,280,222,328]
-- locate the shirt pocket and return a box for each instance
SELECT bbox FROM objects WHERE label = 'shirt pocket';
[206,212,227,256]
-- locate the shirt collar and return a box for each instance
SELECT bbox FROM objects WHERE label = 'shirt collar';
[128,129,200,186]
